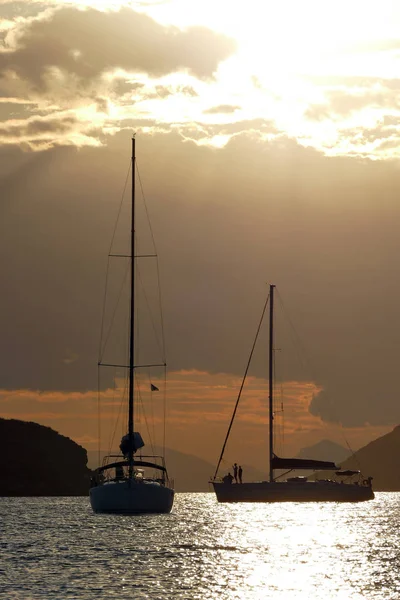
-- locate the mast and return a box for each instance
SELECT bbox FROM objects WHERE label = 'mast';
[269,284,275,482]
[128,136,136,478]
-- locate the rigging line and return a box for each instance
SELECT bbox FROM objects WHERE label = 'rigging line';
[280,382,285,454]
[109,373,127,456]
[213,292,270,481]
[148,371,156,448]
[134,259,144,436]
[273,347,284,457]
[108,322,126,471]
[135,372,142,427]
[136,375,156,455]
[163,365,167,458]
[99,261,130,363]
[135,164,167,440]
[109,160,132,256]
[156,259,167,363]
[275,290,309,373]
[98,160,131,361]
[97,365,102,468]
[135,259,165,359]
[145,370,156,449]
[276,290,359,464]
[273,344,278,454]
[334,419,363,468]
[136,159,167,363]
[342,436,362,470]
[272,336,285,455]
[98,256,111,362]
[106,369,117,454]
[136,159,158,255]
[121,374,129,436]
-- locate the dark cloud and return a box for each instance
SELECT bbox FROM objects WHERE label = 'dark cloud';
[337,122,399,148]
[0,99,34,121]
[1,131,400,432]
[305,86,400,121]
[0,6,236,90]
[0,113,78,137]
[111,79,145,97]
[203,104,241,115]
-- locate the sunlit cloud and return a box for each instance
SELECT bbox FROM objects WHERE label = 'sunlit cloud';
[0,110,103,149]
[1,1,400,156]
[0,369,393,467]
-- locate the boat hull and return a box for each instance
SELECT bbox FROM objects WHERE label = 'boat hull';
[90,480,175,514]
[212,481,374,503]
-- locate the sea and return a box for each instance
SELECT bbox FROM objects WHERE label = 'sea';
[1,492,399,599]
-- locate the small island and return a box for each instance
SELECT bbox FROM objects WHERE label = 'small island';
[0,418,91,496]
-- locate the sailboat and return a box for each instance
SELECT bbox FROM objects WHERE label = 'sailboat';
[90,137,175,514]
[211,284,374,503]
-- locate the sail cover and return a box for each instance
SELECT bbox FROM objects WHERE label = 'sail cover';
[271,454,338,471]
[120,432,145,456]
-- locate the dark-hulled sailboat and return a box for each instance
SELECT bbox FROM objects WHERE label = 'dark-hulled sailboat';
[90,138,174,514]
[211,284,374,503]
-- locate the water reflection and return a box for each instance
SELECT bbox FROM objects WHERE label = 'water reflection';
[1,493,400,599]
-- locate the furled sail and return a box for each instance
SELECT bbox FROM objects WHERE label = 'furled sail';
[271,454,338,471]
[119,432,145,457]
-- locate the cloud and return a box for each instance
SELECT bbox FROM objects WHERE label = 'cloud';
[0,5,236,148]
[203,104,241,115]
[2,2,400,157]
[305,86,400,122]
[0,112,86,141]
[0,6,236,89]
[0,369,392,469]
[0,118,104,149]
[2,131,400,432]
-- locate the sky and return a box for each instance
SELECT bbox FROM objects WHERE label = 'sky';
[1,0,400,472]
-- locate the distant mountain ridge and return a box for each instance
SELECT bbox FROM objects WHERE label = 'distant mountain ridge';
[3,418,400,494]
[296,439,352,464]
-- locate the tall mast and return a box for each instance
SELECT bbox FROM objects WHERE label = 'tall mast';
[269,284,275,482]
[128,136,136,476]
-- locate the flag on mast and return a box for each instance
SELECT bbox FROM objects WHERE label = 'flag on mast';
[150,384,159,392]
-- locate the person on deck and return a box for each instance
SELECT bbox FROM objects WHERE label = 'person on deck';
[233,463,238,483]
[222,472,234,484]
[238,465,243,484]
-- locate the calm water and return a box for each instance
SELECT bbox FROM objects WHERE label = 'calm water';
[1,493,399,599]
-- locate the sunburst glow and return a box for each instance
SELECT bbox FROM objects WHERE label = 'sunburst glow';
[1,0,400,155]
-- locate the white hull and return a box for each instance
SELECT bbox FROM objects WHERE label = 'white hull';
[90,480,174,514]
[212,480,374,503]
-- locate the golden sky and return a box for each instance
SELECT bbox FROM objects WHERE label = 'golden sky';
[0,369,391,471]
[1,0,400,465]
[1,1,400,156]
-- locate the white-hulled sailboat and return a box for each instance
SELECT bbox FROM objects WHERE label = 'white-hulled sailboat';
[211,284,374,503]
[90,137,174,514]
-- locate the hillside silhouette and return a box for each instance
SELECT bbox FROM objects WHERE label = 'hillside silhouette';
[3,418,400,494]
[339,425,400,490]
[0,418,91,495]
